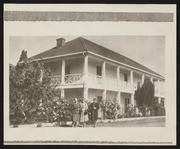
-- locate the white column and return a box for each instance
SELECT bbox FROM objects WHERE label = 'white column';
[141,74,145,85]
[130,70,134,92]
[61,89,65,99]
[102,89,106,100]
[131,93,135,106]
[61,59,65,85]
[117,91,121,105]
[158,97,161,104]
[83,87,88,101]
[117,66,120,87]
[150,77,153,82]
[102,61,106,80]
[83,55,88,83]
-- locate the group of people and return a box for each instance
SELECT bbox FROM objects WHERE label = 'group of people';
[72,97,99,127]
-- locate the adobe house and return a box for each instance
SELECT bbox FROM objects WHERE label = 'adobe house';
[29,37,165,112]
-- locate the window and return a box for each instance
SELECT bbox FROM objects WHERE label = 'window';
[161,98,165,107]
[125,98,130,106]
[97,66,102,76]
[65,65,70,75]
[124,73,128,82]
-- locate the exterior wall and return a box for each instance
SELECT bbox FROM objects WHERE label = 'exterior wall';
[106,64,117,79]
[88,89,103,102]
[66,58,83,74]
[88,60,97,75]
[133,73,142,84]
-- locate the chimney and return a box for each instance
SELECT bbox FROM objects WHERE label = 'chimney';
[56,38,65,47]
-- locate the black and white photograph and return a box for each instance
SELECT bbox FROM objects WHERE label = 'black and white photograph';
[4,4,176,145]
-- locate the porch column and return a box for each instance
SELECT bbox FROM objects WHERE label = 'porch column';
[102,89,106,100]
[150,77,153,83]
[130,70,134,92]
[61,59,65,85]
[102,61,106,84]
[61,89,65,99]
[117,66,120,87]
[131,93,135,106]
[117,91,121,105]
[83,55,88,84]
[83,87,88,101]
[158,97,161,104]
[141,74,145,85]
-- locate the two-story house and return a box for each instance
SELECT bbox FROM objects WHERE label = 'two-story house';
[29,37,165,113]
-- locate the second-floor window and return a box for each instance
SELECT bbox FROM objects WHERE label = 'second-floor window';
[124,73,128,82]
[65,65,70,75]
[97,66,102,76]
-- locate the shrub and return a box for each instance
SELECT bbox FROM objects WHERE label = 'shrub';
[100,99,119,120]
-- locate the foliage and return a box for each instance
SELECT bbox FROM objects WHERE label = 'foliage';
[18,50,28,63]
[135,78,155,108]
[9,61,55,125]
[100,99,119,120]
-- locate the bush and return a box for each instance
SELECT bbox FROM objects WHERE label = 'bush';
[100,99,119,120]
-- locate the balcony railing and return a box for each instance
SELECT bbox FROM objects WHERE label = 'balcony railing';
[65,73,83,85]
[51,74,164,97]
[119,80,132,92]
[88,74,133,92]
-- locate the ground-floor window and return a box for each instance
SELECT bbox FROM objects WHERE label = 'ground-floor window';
[125,98,130,106]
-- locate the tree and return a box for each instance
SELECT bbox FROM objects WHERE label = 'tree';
[9,60,55,124]
[135,78,155,111]
[18,50,27,62]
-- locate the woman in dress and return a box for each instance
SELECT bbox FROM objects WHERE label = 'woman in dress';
[72,98,81,127]
[79,98,89,127]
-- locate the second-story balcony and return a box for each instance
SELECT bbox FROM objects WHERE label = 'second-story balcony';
[51,73,165,97]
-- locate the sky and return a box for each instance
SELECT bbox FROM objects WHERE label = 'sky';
[9,36,165,76]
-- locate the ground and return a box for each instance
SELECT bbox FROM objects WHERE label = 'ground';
[96,117,165,127]
[13,116,165,128]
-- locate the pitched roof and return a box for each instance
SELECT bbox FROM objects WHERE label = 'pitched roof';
[29,37,163,78]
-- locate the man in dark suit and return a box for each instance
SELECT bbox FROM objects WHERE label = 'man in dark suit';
[90,98,99,127]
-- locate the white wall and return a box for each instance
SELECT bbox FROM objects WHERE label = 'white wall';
[67,58,83,74]
[88,89,103,102]
[133,73,142,84]
[106,65,117,79]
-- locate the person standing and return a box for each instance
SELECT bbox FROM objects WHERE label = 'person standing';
[72,98,81,127]
[90,98,99,127]
[79,98,89,127]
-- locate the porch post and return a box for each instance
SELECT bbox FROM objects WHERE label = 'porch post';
[158,97,161,104]
[150,77,153,83]
[61,89,65,99]
[61,59,65,85]
[102,89,106,100]
[83,55,88,83]
[131,93,135,106]
[117,91,121,105]
[130,70,134,91]
[83,87,88,101]
[117,66,120,87]
[141,73,145,85]
[102,61,106,84]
